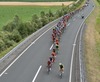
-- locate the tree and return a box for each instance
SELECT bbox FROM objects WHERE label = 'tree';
[41,16,49,26]
[3,15,21,32]
[18,23,28,38]
[48,10,54,17]
[31,14,42,29]
[13,15,20,26]
[12,30,22,43]
[40,11,46,18]
[31,14,39,23]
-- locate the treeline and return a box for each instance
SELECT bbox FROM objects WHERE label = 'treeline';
[0,0,84,53]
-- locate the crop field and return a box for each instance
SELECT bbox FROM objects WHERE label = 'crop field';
[0,0,76,2]
[0,6,62,30]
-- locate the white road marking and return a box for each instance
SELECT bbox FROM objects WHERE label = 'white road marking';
[0,24,56,77]
[79,22,84,82]
[73,44,76,46]
[32,65,42,82]
[50,44,54,50]
[67,23,70,26]
[69,5,95,82]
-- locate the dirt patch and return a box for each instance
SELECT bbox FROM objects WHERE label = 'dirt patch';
[0,2,74,6]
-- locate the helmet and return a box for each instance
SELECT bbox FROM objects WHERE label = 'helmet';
[53,49,55,52]
[59,63,62,65]
[53,28,55,30]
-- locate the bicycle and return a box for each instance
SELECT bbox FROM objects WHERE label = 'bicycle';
[59,70,63,78]
[55,44,59,54]
[47,65,51,74]
[59,69,64,79]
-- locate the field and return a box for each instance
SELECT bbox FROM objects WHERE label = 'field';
[0,0,76,2]
[0,6,62,30]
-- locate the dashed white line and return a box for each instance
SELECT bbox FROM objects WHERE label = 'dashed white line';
[67,23,70,26]
[49,44,54,50]
[73,44,76,46]
[32,65,42,82]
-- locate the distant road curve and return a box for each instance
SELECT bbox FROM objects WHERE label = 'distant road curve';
[0,1,73,6]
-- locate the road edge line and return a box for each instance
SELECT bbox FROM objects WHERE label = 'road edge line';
[69,2,95,82]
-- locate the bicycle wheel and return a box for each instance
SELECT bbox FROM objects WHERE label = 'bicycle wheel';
[59,72,62,78]
[47,67,51,74]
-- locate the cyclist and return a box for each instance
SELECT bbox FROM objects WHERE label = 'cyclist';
[52,28,56,36]
[52,33,55,42]
[49,56,53,63]
[55,43,59,54]
[51,49,56,63]
[59,63,64,76]
[47,59,52,70]
[55,38,59,45]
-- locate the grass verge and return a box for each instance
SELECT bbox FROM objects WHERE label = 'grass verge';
[85,0,100,82]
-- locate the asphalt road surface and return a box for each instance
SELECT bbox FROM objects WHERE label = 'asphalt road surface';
[0,0,94,82]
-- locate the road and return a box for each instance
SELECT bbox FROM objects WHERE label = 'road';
[0,0,94,82]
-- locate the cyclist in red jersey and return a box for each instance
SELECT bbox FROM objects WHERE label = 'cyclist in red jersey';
[51,49,56,63]
[52,33,55,42]
[47,59,52,67]
[53,28,56,36]
[47,59,52,71]
[55,38,59,45]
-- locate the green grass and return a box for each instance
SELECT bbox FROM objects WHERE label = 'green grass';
[96,14,100,33]
[0,6,62,30]
[0,0,76,2]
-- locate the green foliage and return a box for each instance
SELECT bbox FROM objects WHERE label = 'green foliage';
[97,0,100,4]
[96,15,100,34]
[3,22,16,32]
[31,14,42,29]
[18,23,28,38]
[40,11,46,18]
[48,10,54,17]
[41,16,49,26]
[0,39,5,53]
[11,30,22,42]
[3,15,21,32]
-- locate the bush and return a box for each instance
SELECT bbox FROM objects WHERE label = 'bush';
[41,16,49,26]
[18,23,28,38]
[0,39,6,52]
[31,14,42,29]
[12,30,22,43]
